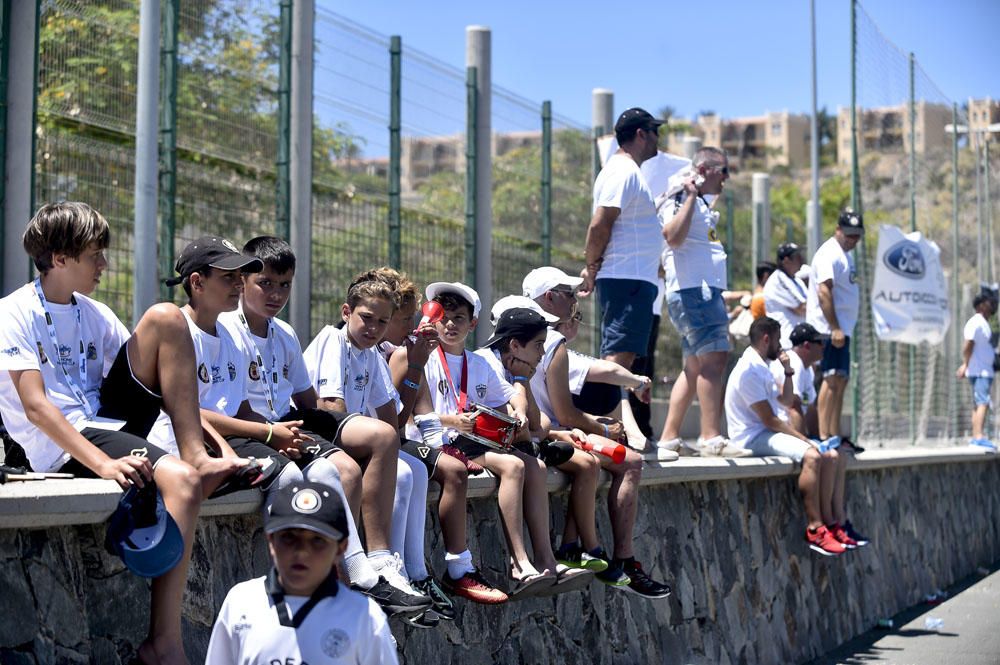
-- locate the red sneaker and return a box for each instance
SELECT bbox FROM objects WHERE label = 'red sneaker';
[442,444,484,474]
[829,523,858,549]
[442,569,508,604]
[806,525,847,556]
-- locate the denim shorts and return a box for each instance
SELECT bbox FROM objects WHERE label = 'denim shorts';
[970,376,994,407]
[746,430,812,463]
[665,286,731,358]
[820,337,851,377]
[596,278,657,356]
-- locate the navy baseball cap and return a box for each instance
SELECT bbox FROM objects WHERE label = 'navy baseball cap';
[105,482,184,578]
[265,481,349,542]
[614,108,663,135]
[777,242,803,261]
[165,236,263,286]
[789,322,829,346]
[838,208,864,235]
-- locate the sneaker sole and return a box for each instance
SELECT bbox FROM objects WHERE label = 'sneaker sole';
[621,584,671,599]
[596,575,631,588]
[399,610,440,629]
[556,558,609,573]
[444,585,509,604]
[536,570,594,597]
[807,543,844,556]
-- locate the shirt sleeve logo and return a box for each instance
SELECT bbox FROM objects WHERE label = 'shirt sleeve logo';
[2,346,21,358]
[35,342,49,365]
[248,360,260,381]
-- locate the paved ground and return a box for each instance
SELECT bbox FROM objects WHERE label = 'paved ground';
[809,563,1000,665]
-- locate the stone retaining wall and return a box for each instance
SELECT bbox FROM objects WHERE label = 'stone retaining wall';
[1,449,997,664]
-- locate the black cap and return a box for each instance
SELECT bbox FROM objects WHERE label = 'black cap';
[265,481,349,542]
[614,108,663,136]
[837,208,864,235]
[789,322,829,346]
[777,242,802,261]
[483,307,549,348]
[165,236,263,286]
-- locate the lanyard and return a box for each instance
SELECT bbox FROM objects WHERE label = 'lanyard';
[342,333,367,414]
[436,346,468,412]
[237,306,279,420]
[266,567,338,628]
[33,279,94,419]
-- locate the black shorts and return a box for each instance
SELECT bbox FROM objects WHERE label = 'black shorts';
[279,407,354,455]
[96,343,163,439]
[572,381,620,417]
[400,437,443,476]
[224,436,293,473]
[58,427,172,476]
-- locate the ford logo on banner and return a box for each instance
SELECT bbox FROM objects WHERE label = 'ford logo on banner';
[883,240,925,279]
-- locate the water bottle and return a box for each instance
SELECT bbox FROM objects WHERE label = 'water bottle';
[924,617,944,630]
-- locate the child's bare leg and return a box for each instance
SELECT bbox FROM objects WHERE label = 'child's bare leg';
[140,457,201,665]
[433,452,469,554]
[516,450,558,572]
[556,450,602,551]
[479,451,538,578]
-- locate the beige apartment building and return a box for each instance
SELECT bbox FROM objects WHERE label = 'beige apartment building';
[835,101,951,167]
[664,111,810,170]
[967,97,1000,146]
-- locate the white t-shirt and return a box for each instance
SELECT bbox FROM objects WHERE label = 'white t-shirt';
[963,313,996,378]
[218,309,312,421]
[566,349,595,396]
[424,348,514,440]
[303,326,396,415]
[0,283,129,472]
[724,346,784,448]
[763,269,808,349]
[592,152,662,286]
[806,237,859,335]
[769,351,817,408]
[660,193,728,293]
[204,576,398,665]
[528,329,567,427]
[148,310,247,454]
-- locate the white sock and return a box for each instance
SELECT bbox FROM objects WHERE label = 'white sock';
[389,459,414,578]
[414,413,445,448]
[345,552,379,589]
[368,549,394,569]
[445,549,475,579]
[400,452,430,581]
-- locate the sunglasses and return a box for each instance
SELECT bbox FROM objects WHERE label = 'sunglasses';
[550,288,577,298]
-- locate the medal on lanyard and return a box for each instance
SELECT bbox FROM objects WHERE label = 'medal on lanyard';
[237,308,279,420]
[33,279,95,419]
[436,346,468,412]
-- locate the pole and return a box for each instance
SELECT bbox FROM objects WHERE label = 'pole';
[986,140,994,283]
[464,66,477,301]
[466,26,492,346]
[289,0,314,338]
[158,0,178,303]
[276,0,292,241]
[590,88,614,358]
[950,102,961,440]
[388,35,402,269]
[751,173,771,268]
[849,0,861,441]
[2,0,40,295]
[907,52,916,444]
[808,0,822,259]
[541,100,552,265]
[133,0,161,323]
[0,0,10,276]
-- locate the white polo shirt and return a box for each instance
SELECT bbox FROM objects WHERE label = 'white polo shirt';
[807,237,859,335]
[592,152,662,286]
[205,575,398,665]
[763,269,808,348]
[964,312,996,378]
[724,346,783,448]
[0,283,129,472]
[303,326,396,415]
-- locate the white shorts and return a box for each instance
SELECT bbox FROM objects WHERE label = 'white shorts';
[745,430,811,463]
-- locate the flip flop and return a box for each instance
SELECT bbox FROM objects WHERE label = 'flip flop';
[208,457,281,499]
[535,564,595,597]
[507,571,556,601]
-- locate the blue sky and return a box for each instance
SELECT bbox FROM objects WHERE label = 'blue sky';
[324,0,1000,127]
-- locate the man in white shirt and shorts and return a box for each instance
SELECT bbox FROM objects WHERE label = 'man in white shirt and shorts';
[957,292,998,450]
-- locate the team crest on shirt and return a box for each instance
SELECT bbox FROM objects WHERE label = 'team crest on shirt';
[321,628,351,658]
[248,361,260,381]
[708,227,719,242]
[210,364,224,384]
[57,343,73,367]
[227,361,237,381]
[2,346,20,358]
[352,370,369,391]
[197,362,210,384]
[35,342,49,365]
[849,269,858,284]
[476,383,487,400]
[437,379,449,396]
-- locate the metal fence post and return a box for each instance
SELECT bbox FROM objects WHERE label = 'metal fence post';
[849,0,862,440]
[158,0,178,302]
[725,190,734,289]
[388,35,401,269]
[908,52,916,444]
[276,0,292,241]
[466,27,492,345]
[950,102,961,439]
[0,0,10,272]
[133,0,161,322]
[289,0,314,338]
[986,140,994,283]
[590,88,613,358]
[464,66,477,297]
[541,100,552,265]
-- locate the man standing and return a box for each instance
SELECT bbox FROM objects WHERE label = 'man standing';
[957,293,998,450]
[806,208,864,443]
[655,147,748,458]
[763,242,809,349]
[580,108,663,371]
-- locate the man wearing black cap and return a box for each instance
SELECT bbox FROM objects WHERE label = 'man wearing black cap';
[763,242,809,349]
[806,209,864,445]
[581,107,663,372]
[206,481,398,664]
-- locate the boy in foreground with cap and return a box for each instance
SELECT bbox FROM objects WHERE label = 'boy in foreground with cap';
[0,202,234,664]
[205,481,398,664]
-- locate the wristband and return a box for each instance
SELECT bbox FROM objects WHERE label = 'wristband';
[402,378,420,390]
[511,375,528,382]
[407,363,423,371]
[602,423,609,439]
[265,422,274,444]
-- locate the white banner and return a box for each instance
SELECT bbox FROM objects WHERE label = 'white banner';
[871,224,949,344]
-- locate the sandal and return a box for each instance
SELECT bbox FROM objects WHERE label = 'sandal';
[535,564,594,597]
[507,570,555,601]
[208,457,280,498]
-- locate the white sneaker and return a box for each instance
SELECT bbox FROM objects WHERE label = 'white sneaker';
[697,435,753,458]
[372,553,427,599]
[642,438,681,462]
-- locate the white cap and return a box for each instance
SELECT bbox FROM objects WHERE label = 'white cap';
[425,282,481,318]
[521,267,584,300]
[490,295,559,325]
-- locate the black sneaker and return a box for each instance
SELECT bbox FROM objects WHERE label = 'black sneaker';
[843,520,870,547]
[400,608,441,629]
[621,560,670,599]
[594,552,630,587]
[352,576,432,617]
[412,576,456,620]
